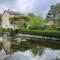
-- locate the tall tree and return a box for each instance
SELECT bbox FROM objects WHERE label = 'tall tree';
[46,3,60,27]
[46,3,60,21]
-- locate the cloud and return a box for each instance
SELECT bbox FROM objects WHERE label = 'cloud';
[0,0,60,17]
[16,0,35,12]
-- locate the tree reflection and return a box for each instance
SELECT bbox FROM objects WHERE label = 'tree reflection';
[11,40,45,55]
[10,39,60,56]
[0,42,2,50]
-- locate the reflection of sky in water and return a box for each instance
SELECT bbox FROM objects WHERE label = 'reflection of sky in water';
[2,48,60,60]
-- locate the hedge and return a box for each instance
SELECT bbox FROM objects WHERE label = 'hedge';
[14,29,60,38]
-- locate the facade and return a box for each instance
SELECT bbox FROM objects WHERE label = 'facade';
[2,10,25,29]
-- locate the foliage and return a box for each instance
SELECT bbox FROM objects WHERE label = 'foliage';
[0,14,2,21]
[46,3,60,29]
[28,14,46,30]
[9,16,28,29]
[46,3,60,21]
[28,13,35,17]
[14,29,60,37]
[11,39,60,56]
[55,15,60,27]
[0,14,2,25]
[0,28,7,35]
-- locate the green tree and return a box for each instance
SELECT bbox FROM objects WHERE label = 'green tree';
[46,3,60,29]
[55,15,60,27]
[28,14,46,30]
[46,3,60,21]
[0,14,2,24]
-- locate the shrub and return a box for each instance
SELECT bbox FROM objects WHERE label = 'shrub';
[18,29,60,37]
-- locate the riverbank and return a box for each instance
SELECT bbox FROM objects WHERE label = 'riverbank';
[1,28,60,38]
[14,29,60,38]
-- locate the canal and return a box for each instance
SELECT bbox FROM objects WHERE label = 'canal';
[0,39,60,60]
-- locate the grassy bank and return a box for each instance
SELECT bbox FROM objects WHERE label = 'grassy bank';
[2,28,60,38]
[14,29,60,38]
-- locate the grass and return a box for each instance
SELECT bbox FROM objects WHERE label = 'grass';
[14,29,60,37]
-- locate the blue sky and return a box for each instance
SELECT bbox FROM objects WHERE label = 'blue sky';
[0,0,60,17]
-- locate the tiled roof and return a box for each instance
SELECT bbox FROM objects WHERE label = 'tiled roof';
[4,10,22,15]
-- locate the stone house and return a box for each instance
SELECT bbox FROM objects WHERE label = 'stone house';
[2,10,28,29]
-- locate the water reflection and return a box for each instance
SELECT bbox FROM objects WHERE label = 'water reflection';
[11,40,60,54]
[5,49,60,60]
[0,40,60,60]
[0,49,6,60]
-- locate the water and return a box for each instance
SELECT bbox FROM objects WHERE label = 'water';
[0,37,3,42]
[0,40,60,60]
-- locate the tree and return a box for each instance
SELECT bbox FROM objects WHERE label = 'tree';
[28,14,46,30]
[55,15,60,27]
[46,3,60,28]
[0,14,2,24]
[46,3,60,21]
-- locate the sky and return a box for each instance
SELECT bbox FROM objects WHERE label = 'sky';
[0,0,60,17]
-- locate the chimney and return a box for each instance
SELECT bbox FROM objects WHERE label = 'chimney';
[8,9,10,11]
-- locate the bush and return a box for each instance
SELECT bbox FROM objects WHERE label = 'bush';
[28,14,46,30]
[18,29,60,37]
